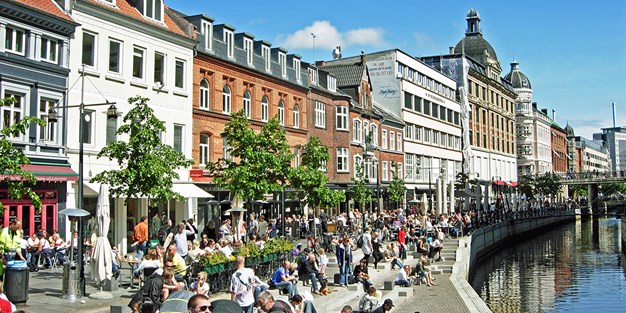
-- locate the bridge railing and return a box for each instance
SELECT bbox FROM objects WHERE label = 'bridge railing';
[467,204,574,231]
[557,171,626,181]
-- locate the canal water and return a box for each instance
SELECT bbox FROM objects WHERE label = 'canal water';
[469,217,626,313]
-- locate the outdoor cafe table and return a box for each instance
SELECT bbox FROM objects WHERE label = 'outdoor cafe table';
[120,259,141,289]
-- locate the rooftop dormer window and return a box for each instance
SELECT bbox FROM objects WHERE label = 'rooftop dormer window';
[293,59,301,82]
[244,38,253,65]
[328,75,336,92]
[224,29,234,58]
[278,52,286,77]
[262,45,270,71]
[201,21,213,51]
[140,0,163,22]
[308,68,318,86]
[99,0,116,6]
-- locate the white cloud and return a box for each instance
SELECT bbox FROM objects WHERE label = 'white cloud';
[276,20,385,51]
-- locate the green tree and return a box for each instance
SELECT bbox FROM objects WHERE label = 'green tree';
[0,97,45,210]
[351,163,373,211]
[90,96,193,205]
[535,173,561,197]
[290,137,345,212]
[388,173,405,209]
[209,110,292,203]
[518,174,536,200]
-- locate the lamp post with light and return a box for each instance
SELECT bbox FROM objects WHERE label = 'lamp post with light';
[49,65,118,298]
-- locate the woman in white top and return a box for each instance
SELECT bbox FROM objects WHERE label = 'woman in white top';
[134,249,163,277]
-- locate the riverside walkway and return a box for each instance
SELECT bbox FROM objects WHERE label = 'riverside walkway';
[15,236,472,313]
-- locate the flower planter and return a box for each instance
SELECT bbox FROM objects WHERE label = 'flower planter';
[204,263,225,275]
[245,256,260,266]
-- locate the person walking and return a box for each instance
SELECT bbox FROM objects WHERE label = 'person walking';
[336,235,353,287]
[133,216,149,260]
[230,256,255,313]
[361,227,373,268]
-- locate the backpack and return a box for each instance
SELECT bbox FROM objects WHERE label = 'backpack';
[157,226,169,244]
[356,235,364,249]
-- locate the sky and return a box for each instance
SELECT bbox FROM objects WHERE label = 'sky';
[168,0,626,139]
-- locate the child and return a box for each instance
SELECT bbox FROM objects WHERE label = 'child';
[189,272,210,295]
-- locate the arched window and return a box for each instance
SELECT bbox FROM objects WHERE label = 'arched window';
[222,85,231,113]
[278,100,285,126]
[199,133,210,166]
[200,79,209,109]
[261,96,269,121]
[293,104,299,128]
[243,90,251,118]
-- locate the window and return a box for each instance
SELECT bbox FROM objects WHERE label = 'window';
[353,119,362,142]
[82,110,94,145]
[262,46,271,71]
[200,79,209,109]
[175,59,185,89]
[382,161,388,181]
[397,162,403,180]
[397,133,402,152]
[143,0,162,21]
[413,95,422,113]
[423,100,430,115]
[370,124,378,146]
[315,101,326,128]
[2,93,23,135]
[244,38,253,65]
[133,47,145,79]
[327,75,336,92]
[82,32,96,67]
[308,68,318,85]
[432,103,439,118]
[404,92,413,110]
[223,137,231,160]
[224,30,234,58]
[382,130,388,149]
[38,98,58,143]
[389,131,395,150]
[5,26,25,55]
[201,21,212,51]
[279,52,286,77]
[173,124,183,152]
[243,91,251,118]
[40,37,58,63]
[293,105,299,128]
[154,52,165,86]
[222,85,231,114]
[405,154,414,180]
[336,106,348,131]
[278,100,285,126]
[294,59,301,83]
[261,96,269,121]
[415,126,422,142]
[199,134,209,166]
[337,148,349,173]
[108,39,122,74]
[106,114,117,145]
[405,125,413,140]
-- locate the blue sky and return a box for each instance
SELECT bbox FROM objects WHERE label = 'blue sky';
[169,0,626,138]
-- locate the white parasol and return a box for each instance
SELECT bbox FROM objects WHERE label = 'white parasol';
[89,183,113,299]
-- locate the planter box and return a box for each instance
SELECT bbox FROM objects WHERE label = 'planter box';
[245,257,260,266]
[204,263,225,275]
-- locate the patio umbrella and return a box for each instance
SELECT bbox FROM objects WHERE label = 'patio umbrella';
[159,290,195,313]
[209,299,244,313]
[89,183,113,299]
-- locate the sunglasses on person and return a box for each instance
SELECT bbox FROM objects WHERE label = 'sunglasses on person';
[195,305,210,312]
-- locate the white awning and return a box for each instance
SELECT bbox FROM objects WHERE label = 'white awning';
[83,182,101,197]
[172,183,214,198]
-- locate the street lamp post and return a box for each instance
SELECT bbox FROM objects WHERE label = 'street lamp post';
[50,65,118,297]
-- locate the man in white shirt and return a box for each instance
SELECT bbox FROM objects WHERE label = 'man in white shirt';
[174,222,194,259]
[230,256,255,313]
[361,227,373,268]
[394,265,413,287]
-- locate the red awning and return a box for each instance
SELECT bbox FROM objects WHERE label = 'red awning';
[493,180,507,186]
[508,181,519,187]
[1,164,78,182]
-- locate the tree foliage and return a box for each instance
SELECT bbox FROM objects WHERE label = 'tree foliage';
[388,173,405,209]
[289,137,345,210]
[208,110,292,202]
[519,173,562,200]
[351,163,373,211]
[0,97,45,210]
[90,96,193,205]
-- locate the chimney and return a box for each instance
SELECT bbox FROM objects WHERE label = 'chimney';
[449,47,454,54]
[360,50,365,65]
[532,102,537,110]
[552,109,556,122]
[541,108,548,115]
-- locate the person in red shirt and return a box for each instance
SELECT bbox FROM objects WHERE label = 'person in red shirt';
[397,226,407,259]
[133,216,149,260]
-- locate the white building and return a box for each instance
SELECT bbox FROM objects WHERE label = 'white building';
[65,0,206,251]
[362,49,462,209]
[505,61,552,176]
[593,127,626,174]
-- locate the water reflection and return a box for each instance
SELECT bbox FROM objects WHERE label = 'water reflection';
[470,218,626,313]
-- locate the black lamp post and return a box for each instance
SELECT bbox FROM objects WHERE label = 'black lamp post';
[52,65,118,297]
